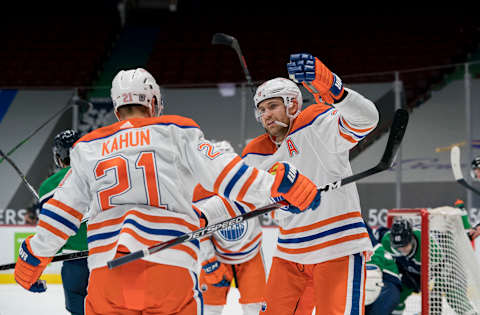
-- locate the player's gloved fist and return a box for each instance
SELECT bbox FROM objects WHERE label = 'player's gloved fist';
[201,257,232,287]
[269,162,321,212]
[14,235,52,293]
[287,53,344,105]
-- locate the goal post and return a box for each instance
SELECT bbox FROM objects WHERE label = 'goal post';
[387,207,480,315]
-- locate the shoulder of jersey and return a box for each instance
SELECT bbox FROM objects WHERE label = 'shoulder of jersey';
[74,115,200,146]
[241,134,276,158]
[288,103,334,135]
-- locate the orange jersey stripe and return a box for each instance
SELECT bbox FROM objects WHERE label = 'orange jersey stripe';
[46,199,83,221]
[213,156,242,194]
[241,134,277,157]
[212,232,262,254]
[277,233,369,254]
[192,184,216,202]
[192,205,203,218]
[89,241,117,255]
[289,103,332,135]
[75,115,200,146]
[89,227,198,261]
[38,220,69,240]
[121,227,198,260]
[236,168,259,210]
[279,212,363,235]
[218,195,237,218]
[338,128,357,143]
[340,117,375,133]
[87,209,198,232]
[192,184,237,218]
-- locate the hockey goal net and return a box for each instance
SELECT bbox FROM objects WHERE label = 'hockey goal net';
[387,207,480,315]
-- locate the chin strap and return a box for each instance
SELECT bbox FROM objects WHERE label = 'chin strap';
[267,118,294,148]
[273,121,288,127]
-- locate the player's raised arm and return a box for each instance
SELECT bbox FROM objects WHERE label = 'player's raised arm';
[287,53,379,152]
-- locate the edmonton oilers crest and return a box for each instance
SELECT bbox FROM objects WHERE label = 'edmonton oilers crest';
[217,220,248,241]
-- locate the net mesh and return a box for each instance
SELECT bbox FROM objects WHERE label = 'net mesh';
[388,207,480,315]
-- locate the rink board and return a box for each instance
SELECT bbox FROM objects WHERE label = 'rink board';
[0,225,62,284]
[0,225,280,285]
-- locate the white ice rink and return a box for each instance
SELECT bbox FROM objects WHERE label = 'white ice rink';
[0,284,248,315]
[0,283,423,315]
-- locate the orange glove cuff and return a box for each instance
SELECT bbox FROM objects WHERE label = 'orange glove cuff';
[14,236,52,290]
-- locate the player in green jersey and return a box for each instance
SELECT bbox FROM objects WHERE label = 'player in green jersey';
[38,129,88,315]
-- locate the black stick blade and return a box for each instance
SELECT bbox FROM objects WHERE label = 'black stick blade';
[212,33,236,47]
[340,108,409,187]
[380,108,409,169]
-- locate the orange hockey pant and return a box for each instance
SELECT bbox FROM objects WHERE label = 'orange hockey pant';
[262,253,366,315]
[85,260,203,315]
[200,251,266,305]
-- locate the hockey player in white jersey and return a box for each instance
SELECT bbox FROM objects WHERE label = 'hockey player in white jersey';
[241,53,378,314]
[13,68,322,315]
[194,140,266,315]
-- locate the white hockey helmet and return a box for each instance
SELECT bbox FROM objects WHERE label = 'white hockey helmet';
[365,264,383,305]
[253,77,303,122]
[212,140,236,154]
[110,68,163,118]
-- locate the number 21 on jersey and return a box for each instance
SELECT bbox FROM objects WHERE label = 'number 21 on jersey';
[94,151,165,210]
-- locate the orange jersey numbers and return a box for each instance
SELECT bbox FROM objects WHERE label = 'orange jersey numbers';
[136,151,161,207]
[198,142,222,160]
[94,152,165,210]
[95,155,131,210]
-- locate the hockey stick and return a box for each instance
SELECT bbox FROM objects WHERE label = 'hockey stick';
[0,99,91,165]
[0,109,407,272]
[0,250,88,271]
[212,33,255,95]
[450,145,480,195]
[0,149,39,200]
[107,108,409,269]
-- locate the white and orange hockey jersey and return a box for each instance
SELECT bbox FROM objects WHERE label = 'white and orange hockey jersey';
[29,115,281,273]
[193,184,262,265]
[242,88,378,265]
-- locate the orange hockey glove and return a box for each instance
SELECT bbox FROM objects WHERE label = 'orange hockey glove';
[201,257,232,287]
[14,235,53,293]
[287,53,345,105]
[269,162,321,212]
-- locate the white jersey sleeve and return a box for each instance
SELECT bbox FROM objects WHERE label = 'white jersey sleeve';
[30,151,90,257]
[313,88,379,153]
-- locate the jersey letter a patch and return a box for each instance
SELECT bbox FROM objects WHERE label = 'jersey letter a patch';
[286,138,299,157]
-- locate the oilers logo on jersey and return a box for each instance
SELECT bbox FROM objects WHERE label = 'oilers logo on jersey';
[217,221,248,241]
